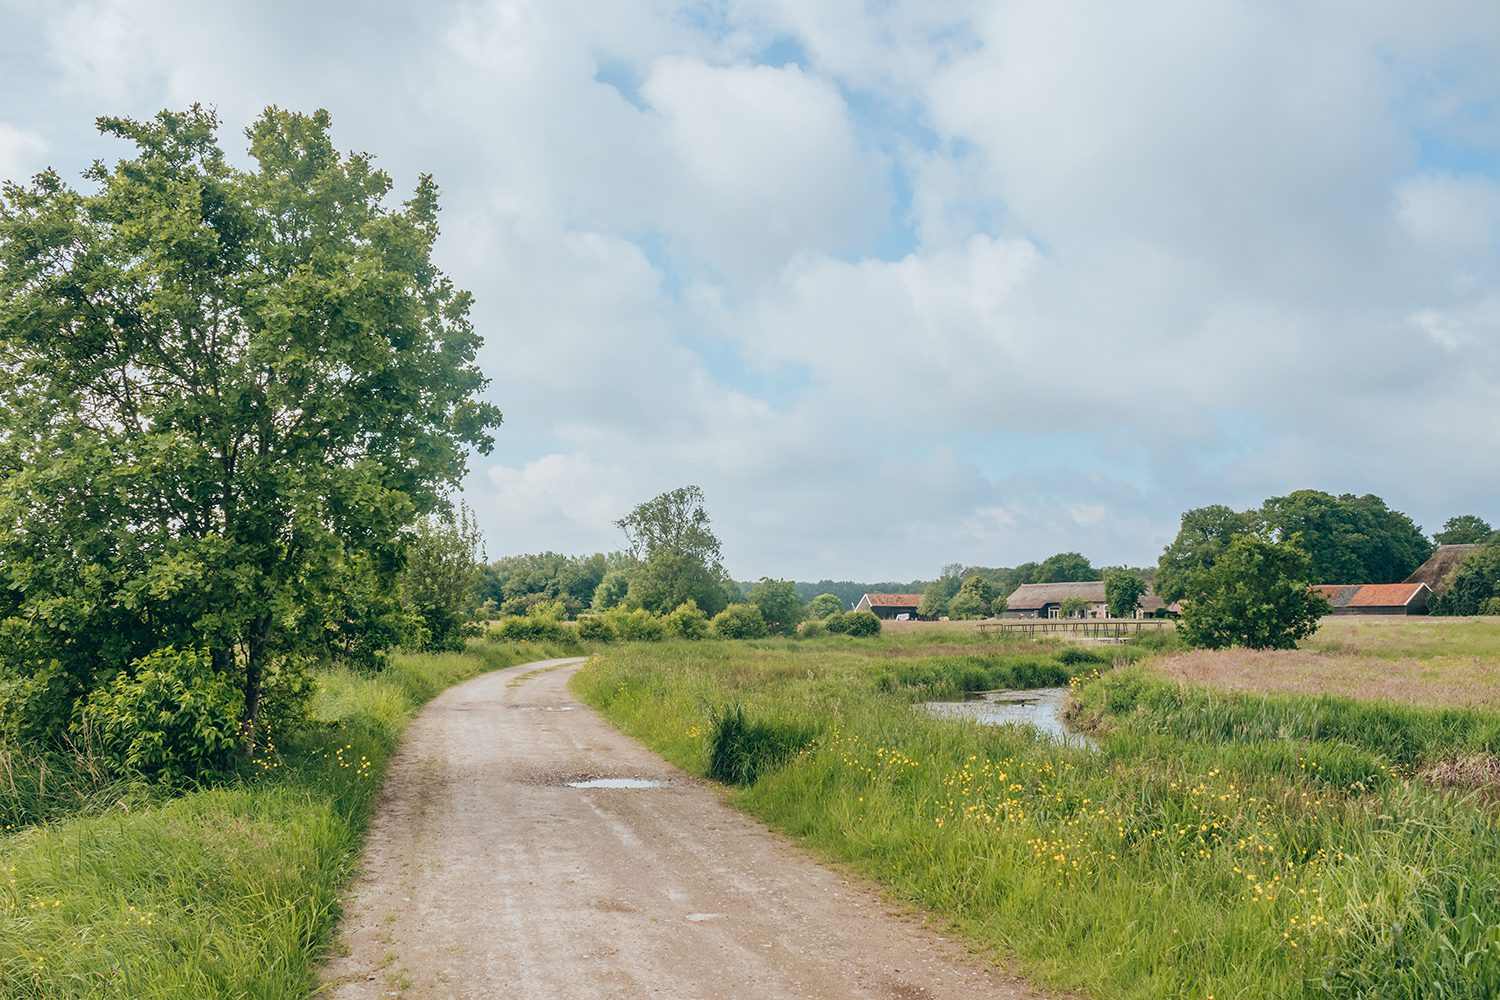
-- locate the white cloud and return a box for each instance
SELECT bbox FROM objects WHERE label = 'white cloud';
[0,123,47,182]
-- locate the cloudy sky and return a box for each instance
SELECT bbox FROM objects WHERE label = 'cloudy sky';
[2,1,1497,580]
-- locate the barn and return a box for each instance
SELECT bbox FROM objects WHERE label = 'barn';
[1000,581,1174,619]
[853,593,924,620]
[1404,545,1481,597]
[1314,582,1432,616]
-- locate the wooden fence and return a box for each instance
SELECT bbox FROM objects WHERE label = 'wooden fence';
[976,618,1175,640]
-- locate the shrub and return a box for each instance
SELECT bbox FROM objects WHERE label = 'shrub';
[806,593,843,620]
[603,606,666,641]
[705,704,815,785]
[493,614,577,643]
[662,600,709,640]
[78,647,242,787]
[1484,597,1500,617]
[710,603,768,639]
[1057,646,1105,666]
[575,614,616,642]
[797,619,828,638]
[827,609,881,636]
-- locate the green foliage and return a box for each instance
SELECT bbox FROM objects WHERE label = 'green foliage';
[1156,504,1258,605]
[590,571,631,611]
[749,578,804,635]
[805,593,844,620]
[1431,542,1500,616]
[603,606,667,642]
[797,619,828,638]
[574,614,617,642]
[662,601,710,640]
[705,705,816,786]
[1104,570,1149,618]
[1178,535,1329,650]
[1036,552,1098,583]
[1260,490,1432,584]
[0,106,497,747]
[947,576,995,619]
[626,549,733,618]
[401,507,484,653]
[917,581,950,619]
[77,647,242,788]
[1484,597,1500,616]
[1059,596,1092,618]
[492,605,578,643]
[481,551,610,617]
[826,609,882,636]
[711,604,769,640]
[1434,514,1494,545]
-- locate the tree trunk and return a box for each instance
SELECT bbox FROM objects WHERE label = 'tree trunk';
[239,613,272,755]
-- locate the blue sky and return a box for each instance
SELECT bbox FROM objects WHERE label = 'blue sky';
[2,0,1497,579]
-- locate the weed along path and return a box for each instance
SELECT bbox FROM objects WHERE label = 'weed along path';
[320,656,1042,1000]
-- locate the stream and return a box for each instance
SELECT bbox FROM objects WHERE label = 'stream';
[921,687,1097,748]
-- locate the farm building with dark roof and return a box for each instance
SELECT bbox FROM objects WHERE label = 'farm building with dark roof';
[1314,582,1432,615]
[1000,581,1173,619]
[853,593,925,620]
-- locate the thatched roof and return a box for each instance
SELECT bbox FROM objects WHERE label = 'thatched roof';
[1404,545,1480,595]
[1005,580,1170,612]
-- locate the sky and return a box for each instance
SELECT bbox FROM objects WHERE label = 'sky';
[1,0,1498,581]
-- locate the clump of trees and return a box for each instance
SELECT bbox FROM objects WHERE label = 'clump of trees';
[1156,490,1438,649]
[0,107,498,784]
[1104,571,1148,618]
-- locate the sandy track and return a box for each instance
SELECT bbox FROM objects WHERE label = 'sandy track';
[319,657,1045,1000]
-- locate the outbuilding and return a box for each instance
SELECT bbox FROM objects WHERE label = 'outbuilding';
[1314,582,1432,616]
[853,593,924,620]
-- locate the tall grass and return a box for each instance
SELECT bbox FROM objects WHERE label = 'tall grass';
[573,638,1500,1000]
[0,638,577,998]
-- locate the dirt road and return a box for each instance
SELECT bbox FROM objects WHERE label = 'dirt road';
[320,656,1044,999]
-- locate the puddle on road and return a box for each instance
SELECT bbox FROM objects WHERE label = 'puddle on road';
[922,687,1096,748]
[566,778,665,789]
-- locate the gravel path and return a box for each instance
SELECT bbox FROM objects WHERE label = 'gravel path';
[319,656,1046,999]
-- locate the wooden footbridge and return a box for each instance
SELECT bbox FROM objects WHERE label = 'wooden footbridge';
[976,618,1175,640]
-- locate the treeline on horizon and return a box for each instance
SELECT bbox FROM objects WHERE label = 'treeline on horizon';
[486,490,1499,620]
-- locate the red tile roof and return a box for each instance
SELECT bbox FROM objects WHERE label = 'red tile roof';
[1316,583,1430,608]
[1343,583,1429,608]
[860,593,924,607]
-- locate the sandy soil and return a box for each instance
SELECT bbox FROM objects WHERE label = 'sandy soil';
[319,657,1045,1000]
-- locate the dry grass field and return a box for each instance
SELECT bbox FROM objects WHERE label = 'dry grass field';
[1148,615,1500,708]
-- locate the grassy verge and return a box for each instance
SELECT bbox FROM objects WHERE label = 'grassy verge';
[0,640,577,999]
[573,636,1500,1000]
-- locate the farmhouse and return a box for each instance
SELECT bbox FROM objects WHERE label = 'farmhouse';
[1000,581,1173,619]
[853,593,924,620]
[1314,582,1432,616]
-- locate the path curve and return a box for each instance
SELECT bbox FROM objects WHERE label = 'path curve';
[320,656,1046,999]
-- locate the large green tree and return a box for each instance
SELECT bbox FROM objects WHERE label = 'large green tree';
[1156,504,1258,605]
[1259,490,1431,584]
[749,578,804,635]
[1177,536,1329,650]
[947,576,995,619]
[616,486,732,616]
[1104,570,1148,618]
[0,107,498,741]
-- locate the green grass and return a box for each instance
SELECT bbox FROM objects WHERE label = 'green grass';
[572,636,1500,1000]
[0,639,577,998]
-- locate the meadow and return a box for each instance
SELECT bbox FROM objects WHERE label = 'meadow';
[573,622,1500,1000]
[0,640,577,999]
